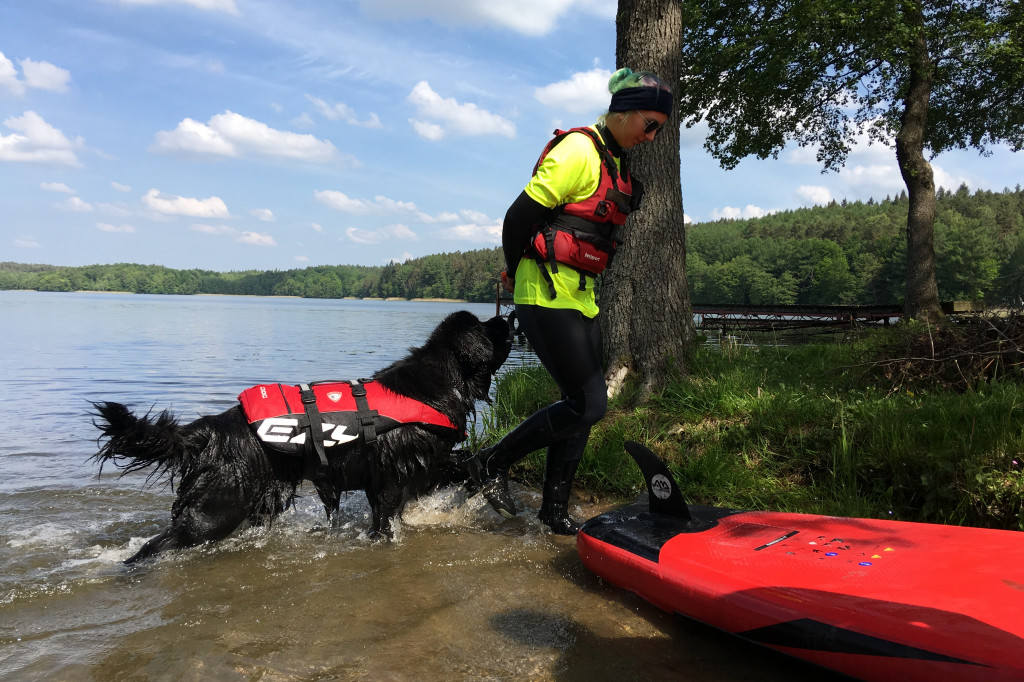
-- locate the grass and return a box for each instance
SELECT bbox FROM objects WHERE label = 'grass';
[478,332,1024,530]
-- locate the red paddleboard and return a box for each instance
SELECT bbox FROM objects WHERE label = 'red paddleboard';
[577,442,1024,681]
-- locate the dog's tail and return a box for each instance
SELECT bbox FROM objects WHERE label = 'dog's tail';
[91,401,190,483]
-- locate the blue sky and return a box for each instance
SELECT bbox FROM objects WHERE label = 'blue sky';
[2,0,1022,272]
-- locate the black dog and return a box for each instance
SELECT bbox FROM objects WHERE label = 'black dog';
[92,311,511,563]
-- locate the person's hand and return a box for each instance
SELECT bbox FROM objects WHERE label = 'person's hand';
[500,268,514,293]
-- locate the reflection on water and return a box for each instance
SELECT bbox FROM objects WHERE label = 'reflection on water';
[0,292,835,680]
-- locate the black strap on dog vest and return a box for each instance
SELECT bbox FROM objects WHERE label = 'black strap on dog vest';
[299,383,329,475]
[348,380,378,444]
[296,380,380,475]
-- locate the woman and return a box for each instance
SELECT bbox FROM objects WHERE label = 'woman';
[473,68,673,534]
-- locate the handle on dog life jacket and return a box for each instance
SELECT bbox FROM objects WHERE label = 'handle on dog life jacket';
[348,380,379,444]
[299,383,330,475]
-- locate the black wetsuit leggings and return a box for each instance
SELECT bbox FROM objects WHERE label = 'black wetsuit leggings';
[503,303,607,502]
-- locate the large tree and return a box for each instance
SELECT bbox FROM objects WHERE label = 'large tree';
[677,0,1023,321]
[602,0,696,399]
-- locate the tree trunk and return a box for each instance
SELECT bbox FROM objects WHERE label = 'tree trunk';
[896,1,944,322]
[603,0,695,400]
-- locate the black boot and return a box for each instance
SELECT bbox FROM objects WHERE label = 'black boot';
[537,437,584,535]
[537,500,580,535]
[476,447,517,518]
[471,402,581,519]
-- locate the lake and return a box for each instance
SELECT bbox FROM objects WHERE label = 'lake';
[0,291,832,680]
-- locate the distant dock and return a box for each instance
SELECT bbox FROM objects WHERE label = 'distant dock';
[496,284,988,334]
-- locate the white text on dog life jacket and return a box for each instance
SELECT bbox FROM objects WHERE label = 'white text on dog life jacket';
[256,418,358,446]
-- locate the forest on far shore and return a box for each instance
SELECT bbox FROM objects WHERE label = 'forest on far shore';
[4,184,1022,306]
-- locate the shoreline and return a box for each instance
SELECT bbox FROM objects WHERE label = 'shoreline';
[2,290,473,304]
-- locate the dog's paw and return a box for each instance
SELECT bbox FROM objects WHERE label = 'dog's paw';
[366,529,393,543]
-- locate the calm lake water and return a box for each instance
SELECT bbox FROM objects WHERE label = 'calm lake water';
[0,291,833,681]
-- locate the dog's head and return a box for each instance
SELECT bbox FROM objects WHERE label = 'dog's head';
[428,311,511,401]
[375,311,512,409]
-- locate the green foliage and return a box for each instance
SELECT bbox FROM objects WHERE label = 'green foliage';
[4,186,1021,305]
[678,0,1024,170]
[687,186,1024,305]
[0,248,505,302]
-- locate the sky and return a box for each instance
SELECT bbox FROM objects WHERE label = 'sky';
[2,0,1022,272]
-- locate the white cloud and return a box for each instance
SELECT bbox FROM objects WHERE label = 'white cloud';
[410,119,445,141]
[710,205,769,221]
[97,202,133,217]
[310,222,323,232]
[0,111,82,166]
[0,53,70,95]
[435,219,502,244]
[19,58,71,93]
[534,68,611,114]
[97,222,135,233]
[315,190,463,225]
[152,111,340,163]
[61,196,94,212]
[383,252,415,264]
[797,185,832,206]
[250,208,275,222]
[407,81,515,140]
[41,182,75,193]
[306,95,382,128]
[109,0,240,15]
[429,209,502,243]
[786,145,820,166]
[316,190,371,213]
[418,210,461,224]
[143,188,230,218]
[237,231,276,246]
[315,190,417,215]
[0,53,24,95]
[291,112,315,129]
[836,163,903,196]
[111,181,132,192]
[190,223,236,235]
[344,223,418,245]
[354,0,601,37]
[932,163,971,193]
[14,237,40,248]
[374,196,419,213]
[294,255,309,262]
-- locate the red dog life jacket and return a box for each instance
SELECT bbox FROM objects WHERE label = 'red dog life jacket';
[238,380,462,458]
[529,126,635,298]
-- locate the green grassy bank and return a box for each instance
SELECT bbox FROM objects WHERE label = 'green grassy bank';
[478,324,1024,530]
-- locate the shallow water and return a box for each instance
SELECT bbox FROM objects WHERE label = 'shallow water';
[0,292,836,680]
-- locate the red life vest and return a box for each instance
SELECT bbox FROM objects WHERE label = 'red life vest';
[238,380,461,458]
[529,126,636,298]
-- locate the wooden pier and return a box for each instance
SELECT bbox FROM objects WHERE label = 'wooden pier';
[692,303,903,332]
[496,284,902,332]
[496,282,1001,335]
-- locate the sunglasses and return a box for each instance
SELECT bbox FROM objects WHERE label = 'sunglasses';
[637,111,663,136]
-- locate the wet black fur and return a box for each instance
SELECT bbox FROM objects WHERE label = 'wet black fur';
[91,311,511,564]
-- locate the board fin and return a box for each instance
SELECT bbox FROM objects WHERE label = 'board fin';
[624,440,691,520]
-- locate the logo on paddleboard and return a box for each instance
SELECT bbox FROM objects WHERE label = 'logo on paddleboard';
[651,474,673,500]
